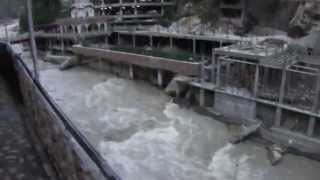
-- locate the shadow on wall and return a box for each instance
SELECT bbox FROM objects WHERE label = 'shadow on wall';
[0,43,23,103]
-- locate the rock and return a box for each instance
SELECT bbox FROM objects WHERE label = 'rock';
[59,57,79,71]
[289,2,320,35]
[266,144,287,166]
[43,53,72,65]
[229,122,261,144]
[165,78,179,96]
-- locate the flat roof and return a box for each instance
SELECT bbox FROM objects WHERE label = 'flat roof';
[116,30,245,43]
[214,43,283,61]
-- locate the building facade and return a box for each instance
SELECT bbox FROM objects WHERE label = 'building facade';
[71,0,95,18]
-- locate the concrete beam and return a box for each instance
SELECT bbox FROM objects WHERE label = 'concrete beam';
[72,46,201,76]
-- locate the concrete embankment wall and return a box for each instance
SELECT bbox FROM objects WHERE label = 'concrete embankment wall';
[0,43,120,180]
[72,46,201,77]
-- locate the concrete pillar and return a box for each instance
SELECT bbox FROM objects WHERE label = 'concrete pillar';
[200,42,205,58]
[226,62,231,84]
[5,24,9,43]
[263,67,269,85]
[192,39,196,56]
[307,72,320,136]
[105,36,109,45]
[254,65,260,97]
[134,5,138,15]
[77,25,82,34]
[120,0,124,17]
[129,64,134,79]
[157,70,163,87]
[308,114,317,137]
[104,23,108,32]
[97,23,101,31]
[61,40,65,54]
[211,53,216,84]
[59,25,63,34]
[240,63,246,83]
[149,36,153,47]
[169,37,173,48]
[117,33,121,45]
[216,57,221,87]
[201,61,206,83]
[85,24,89,32]
[133,35,136,48]
[200,89,205,107]
[49,40,53,51]
[275,63,288,127]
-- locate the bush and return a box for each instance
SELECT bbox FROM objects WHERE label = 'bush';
[20,0,66,32]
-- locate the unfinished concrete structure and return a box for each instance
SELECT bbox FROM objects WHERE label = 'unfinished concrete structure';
[69,38,320,157]
[91,0,175,18]
[186,39,320,155]
[31,0,175,55]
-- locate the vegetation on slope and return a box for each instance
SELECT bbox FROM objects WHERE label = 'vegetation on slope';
[0,0,23,19]
[19,0,71,31]
[160,0,220,27]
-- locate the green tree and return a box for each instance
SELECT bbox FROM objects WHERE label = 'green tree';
[20,0,65,31]
[0,0,24,18]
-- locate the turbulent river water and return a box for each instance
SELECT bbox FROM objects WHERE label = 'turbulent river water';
[18,52,320,180]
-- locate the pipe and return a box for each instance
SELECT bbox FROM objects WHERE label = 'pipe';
[26,0,39,80]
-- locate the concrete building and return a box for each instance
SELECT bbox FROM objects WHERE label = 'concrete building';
[90,0,175,19]
[71,0,95,18]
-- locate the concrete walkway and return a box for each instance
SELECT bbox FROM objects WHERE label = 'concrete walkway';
[0,76,48,180]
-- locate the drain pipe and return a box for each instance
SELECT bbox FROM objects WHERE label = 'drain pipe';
[26,0,39,80]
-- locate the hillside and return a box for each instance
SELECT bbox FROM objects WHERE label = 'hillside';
[162,0,320,37]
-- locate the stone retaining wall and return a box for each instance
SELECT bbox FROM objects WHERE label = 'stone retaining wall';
[13,58,114,180]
